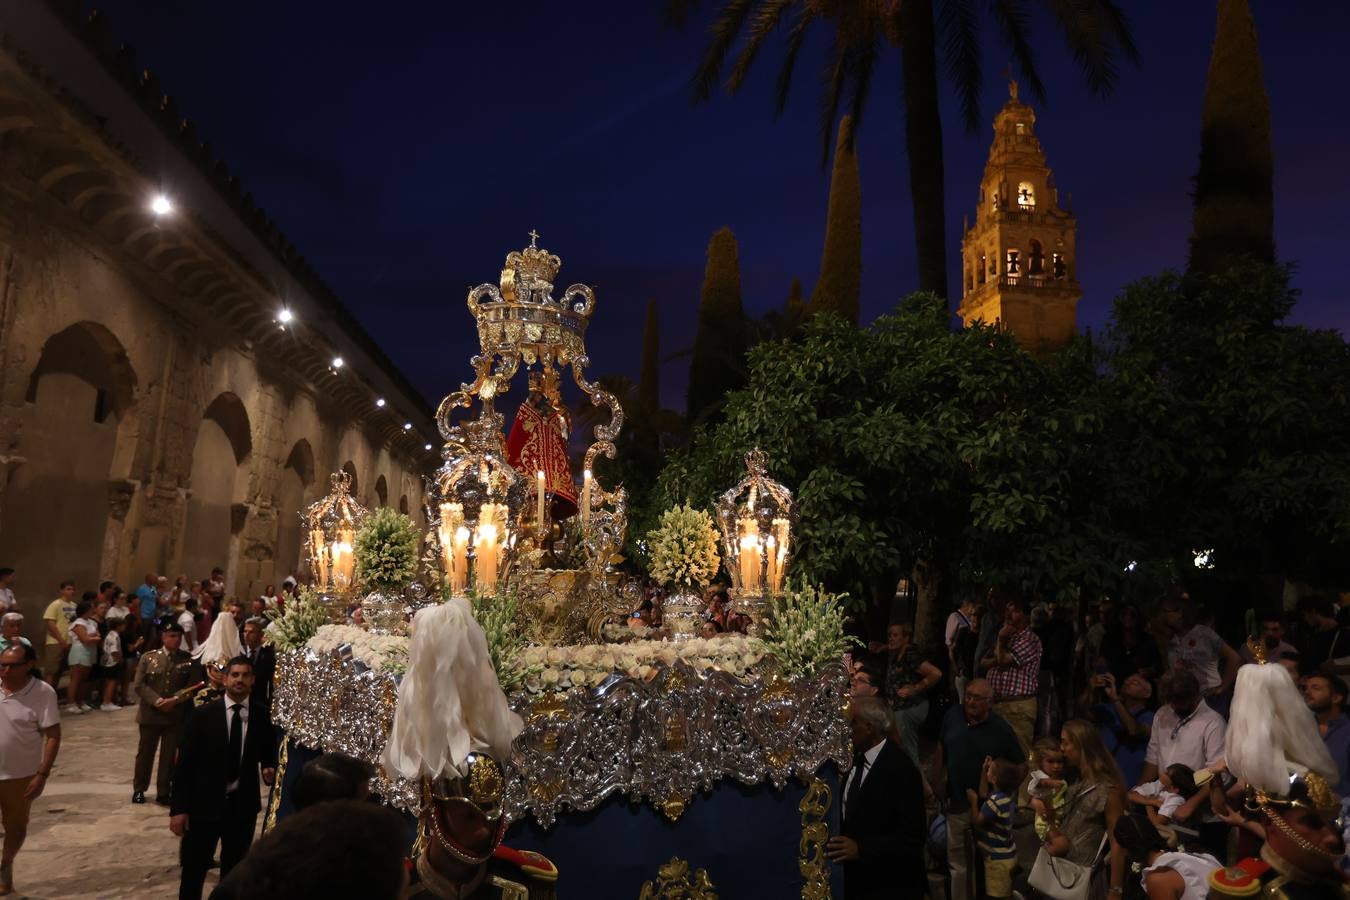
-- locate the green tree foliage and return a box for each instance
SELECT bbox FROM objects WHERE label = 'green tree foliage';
[656,265,1350,646]
[1102,265,1350,595]
[686,227,747,425]
[673,0,1138,301]
[1190,0,1275,274]
[810,115,862,324]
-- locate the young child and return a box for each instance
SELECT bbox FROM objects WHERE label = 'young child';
[1027,736,1069,839]
[1128,763,1205,827]
[100,615,128,709]
[967,757,1025,900]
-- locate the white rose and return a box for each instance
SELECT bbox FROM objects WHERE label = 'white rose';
[569,669,590,687]
[541,667,561,686]
[546,647,566,665]
[573,645,600,667]
[656,647,679,666]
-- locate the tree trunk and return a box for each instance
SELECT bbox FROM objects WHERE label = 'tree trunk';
[898,0,949,302]
[912,557,945,656]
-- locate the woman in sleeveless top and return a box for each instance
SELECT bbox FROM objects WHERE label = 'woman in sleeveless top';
[1113,814,1220,899]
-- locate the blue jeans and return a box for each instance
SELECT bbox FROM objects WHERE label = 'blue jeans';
[895,698,929,764]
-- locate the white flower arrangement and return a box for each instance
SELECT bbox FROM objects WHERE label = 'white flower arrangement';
[472,589,537,692]
[306,624,409,675]
[756,581,858,679]
[265,588,329,651]
[647,503,721,588]
[517,635,766,696]
[354,507,421,596]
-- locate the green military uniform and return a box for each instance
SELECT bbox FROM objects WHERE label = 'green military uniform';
[132,644,193,801]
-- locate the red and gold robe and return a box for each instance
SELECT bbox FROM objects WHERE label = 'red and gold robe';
[506,400,577,520]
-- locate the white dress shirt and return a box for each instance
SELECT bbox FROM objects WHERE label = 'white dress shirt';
[224,697,249,793]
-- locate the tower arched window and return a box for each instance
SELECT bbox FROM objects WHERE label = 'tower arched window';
[1052,253,1067,280]
[1006,249,1020,276]
[1028,240,1045,276]
[977,255,987,284]
[1017,182,1036,209]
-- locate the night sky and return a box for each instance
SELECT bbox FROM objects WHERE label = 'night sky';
[87,2,1349,411]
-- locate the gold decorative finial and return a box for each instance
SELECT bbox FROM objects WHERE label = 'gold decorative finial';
[528,229,540,248]
[1246,637,1267,665]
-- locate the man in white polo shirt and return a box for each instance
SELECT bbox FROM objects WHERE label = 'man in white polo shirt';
[0,641,62,897]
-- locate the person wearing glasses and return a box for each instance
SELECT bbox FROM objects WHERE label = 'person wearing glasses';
[0,641,62,897]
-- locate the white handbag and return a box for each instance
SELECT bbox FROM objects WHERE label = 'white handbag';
[1027,846,1095,900]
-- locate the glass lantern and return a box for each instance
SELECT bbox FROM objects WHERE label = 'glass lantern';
[715,449,797,618]
[305,470,369,597]
[429,410,529,598]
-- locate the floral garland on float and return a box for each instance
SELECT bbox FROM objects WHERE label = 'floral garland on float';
[645,503,721,640]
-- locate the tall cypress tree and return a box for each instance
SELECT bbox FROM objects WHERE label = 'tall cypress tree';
[1189,0,1274,273]
[783,277,806,337]
[686,227,746,425]
[810,115,862,324]
[639,299,660,412]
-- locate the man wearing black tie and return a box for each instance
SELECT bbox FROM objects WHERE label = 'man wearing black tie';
[169,655,277,900]
[825,696,927,899]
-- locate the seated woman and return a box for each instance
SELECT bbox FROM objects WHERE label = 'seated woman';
[1113,814,1219,900]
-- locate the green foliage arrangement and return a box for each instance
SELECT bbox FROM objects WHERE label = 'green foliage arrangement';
[758,582,859,679]
[647,503,721,589]
[265,588,329,651]
[472,589,538,693]
[354,507,421,595]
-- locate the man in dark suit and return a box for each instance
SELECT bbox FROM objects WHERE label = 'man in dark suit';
[239,618,275,716]
[170,655,277,900]
[826,695,928,899]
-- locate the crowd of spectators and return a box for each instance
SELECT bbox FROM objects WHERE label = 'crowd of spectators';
[839,586,1350,899]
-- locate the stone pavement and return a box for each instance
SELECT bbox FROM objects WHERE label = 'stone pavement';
[6,705,247,899]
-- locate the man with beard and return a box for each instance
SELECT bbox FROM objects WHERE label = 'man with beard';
[1304,674,1350,797]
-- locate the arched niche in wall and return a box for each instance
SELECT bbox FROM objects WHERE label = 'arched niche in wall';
[3,321,138,640]
[274,438,316,582]
[180,392,251,583]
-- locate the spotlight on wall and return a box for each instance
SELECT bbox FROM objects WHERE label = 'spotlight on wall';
[331,356,344,369]
[150,194,173,216]
[375,398,386,408]
[403,422,413,431]
[277,308,294,324]
[424,443,433,451]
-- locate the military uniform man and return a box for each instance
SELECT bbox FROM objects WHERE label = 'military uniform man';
[131,621,194,805]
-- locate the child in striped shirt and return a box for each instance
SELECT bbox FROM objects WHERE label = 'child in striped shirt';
[967,757,1025,899]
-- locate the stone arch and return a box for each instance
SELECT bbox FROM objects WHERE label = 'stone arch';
[341,460,359,499]
[375,474,389,508]
[180,392,253,583]
[1028,239,1045,276]
[2,322,140,639]
[399,494,409,515]
[275,438,317,581]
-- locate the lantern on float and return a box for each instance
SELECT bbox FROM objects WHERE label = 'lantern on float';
[715,449,796,625]
[305,470,368,597]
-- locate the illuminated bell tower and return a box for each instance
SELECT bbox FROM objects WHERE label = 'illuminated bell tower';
[958,80,1081,354]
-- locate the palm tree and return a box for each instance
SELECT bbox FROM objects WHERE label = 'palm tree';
[670,0,1138,302]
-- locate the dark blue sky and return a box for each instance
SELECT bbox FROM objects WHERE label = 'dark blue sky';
[89,1,1349,410]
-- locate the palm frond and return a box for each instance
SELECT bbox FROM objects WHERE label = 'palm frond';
[1039,0,1132,97]
[773,5,817,116]
[846,35,878,144]
[727,0,796,94]
[938,0,983,132]
[988,0,1048,104]
[1088,0,1141,65]
[691,0,757,104]
[818,34,852,167]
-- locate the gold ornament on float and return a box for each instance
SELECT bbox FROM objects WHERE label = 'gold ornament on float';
[304,470,368,597]
[715,449,797,627]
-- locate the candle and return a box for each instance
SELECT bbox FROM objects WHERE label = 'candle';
[738,518,761,595]
[437,502,455,576]
[771,518,789,593]
[452,526,470,595]
[475,503,502,595]
[580,469,592,526]
[332,526,355,590]
[536,470,546,535]
[765,535,778,594]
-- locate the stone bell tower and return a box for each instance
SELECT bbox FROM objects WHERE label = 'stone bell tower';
[958,80,1081,354]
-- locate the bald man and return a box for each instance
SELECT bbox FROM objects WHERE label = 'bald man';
[931,677,1025,900]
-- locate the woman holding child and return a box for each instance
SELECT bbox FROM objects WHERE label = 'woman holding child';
[1045,718,1128,899]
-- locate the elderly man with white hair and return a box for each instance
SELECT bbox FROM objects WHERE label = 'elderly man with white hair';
[0,613,27,655]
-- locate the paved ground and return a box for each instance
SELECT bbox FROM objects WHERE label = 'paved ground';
[6,705,243,899]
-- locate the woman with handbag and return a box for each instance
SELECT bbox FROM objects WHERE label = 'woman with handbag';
[1032,718,1126,899]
